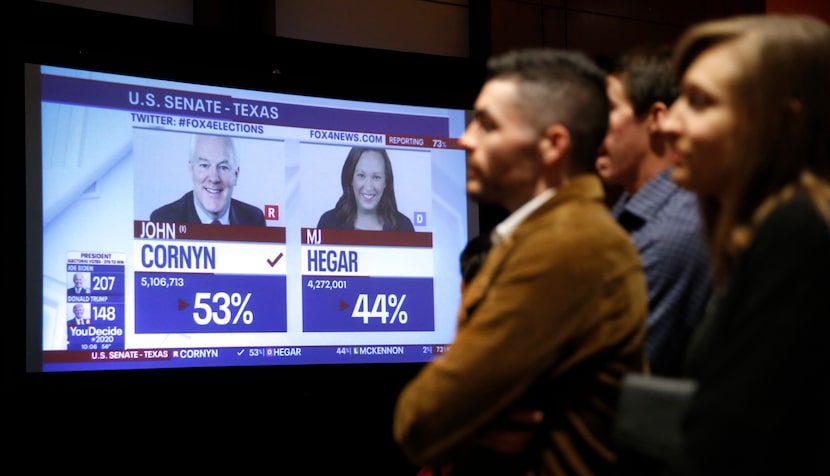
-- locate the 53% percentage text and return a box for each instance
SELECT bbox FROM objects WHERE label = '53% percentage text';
[352,293,408,324]
[193,292,254,325]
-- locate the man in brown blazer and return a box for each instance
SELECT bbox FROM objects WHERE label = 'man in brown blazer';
[394,48,649,475]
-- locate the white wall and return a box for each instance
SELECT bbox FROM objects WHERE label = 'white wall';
[35,0,470,57]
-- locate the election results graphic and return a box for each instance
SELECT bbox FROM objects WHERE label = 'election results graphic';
[37,63,472,371]
[300,228,435,332]
[133,222,288,334]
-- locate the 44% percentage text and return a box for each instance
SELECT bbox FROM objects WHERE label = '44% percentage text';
[352,293,408,324]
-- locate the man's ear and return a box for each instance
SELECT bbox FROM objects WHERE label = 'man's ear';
[647,101,668,134]
[540,124,570,167]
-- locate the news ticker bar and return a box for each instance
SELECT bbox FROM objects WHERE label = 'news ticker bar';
[42,344,453,371]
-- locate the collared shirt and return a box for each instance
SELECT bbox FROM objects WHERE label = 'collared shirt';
[193,195,230,225]
[611,168,712,376]
[491,188,556,245]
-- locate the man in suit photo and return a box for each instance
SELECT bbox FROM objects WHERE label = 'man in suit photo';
[67,272,88,295]
[67,303,90,326]
[150,133,266,226]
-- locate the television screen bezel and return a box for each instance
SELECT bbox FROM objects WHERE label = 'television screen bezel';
[12,1,484,391]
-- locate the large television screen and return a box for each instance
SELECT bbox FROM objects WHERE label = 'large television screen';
[25,57,476,374]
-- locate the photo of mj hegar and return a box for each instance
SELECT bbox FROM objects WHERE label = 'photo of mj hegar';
[149,134,265,226]
[316,146,416,232]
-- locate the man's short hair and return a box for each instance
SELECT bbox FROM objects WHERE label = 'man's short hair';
[485,48,609,174]
[189,134,238,167]
[607,44,679,116]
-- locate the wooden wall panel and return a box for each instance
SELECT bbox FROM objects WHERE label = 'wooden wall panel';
[704,0,765,17]
[489,0,545,55]
[567,0,706,26]
[566,10,686,57]
[474,0,765,61]
[193,0,276,35]
[542,6,567,47]
[766,0,830,22]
